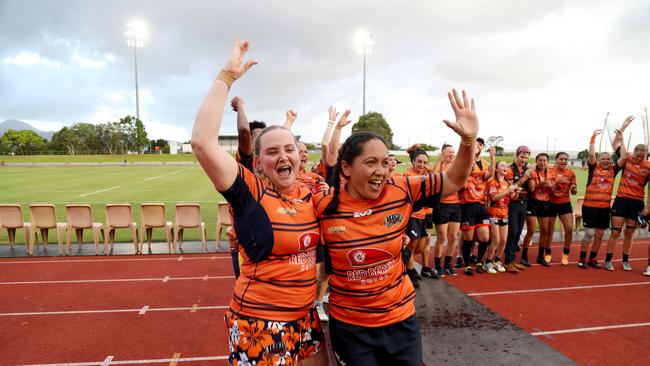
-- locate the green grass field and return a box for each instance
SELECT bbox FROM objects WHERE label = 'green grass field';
[0,154,595,248]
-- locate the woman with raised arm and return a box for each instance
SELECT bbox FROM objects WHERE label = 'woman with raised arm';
[548,152,578,265]
[192,40,328,366]
[433,144,462,276]
[578,129,626,269]
[314,90,478,366]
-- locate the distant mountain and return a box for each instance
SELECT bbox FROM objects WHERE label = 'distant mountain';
[0,119,55,140]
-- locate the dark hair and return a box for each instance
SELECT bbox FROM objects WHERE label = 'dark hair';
[249,121,266,132]
[406,144,428,163]
[441,144,453,151]
[323,132,387,215]
[253,125,297,157]
[476,137,485,145]
[555,151,568,159]
[535,153,549,161]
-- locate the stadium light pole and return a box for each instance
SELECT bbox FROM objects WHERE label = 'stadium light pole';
[124,21,149,121]
[355,31,374,115]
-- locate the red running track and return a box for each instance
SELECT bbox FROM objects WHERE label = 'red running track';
[446,240,650,365]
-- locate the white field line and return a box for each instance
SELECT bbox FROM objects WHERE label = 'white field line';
[531,321,650,336]
[469,281,650,296]
[0,255,228,265]
[0,305,228,317]
[78,186,121,197]
[143,175,163,181]
[0,275,235,285]
[19,355,228,366]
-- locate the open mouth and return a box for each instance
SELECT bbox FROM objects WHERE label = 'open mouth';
[368,179,383,191]
[277,165,293,179]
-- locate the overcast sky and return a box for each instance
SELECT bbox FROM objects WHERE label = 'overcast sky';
[1,0,649,152]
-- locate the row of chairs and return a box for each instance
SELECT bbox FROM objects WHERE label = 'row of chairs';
[0,203,234,255]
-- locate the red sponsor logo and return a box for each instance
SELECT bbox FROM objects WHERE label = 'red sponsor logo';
[298,232,319,251]
[347,248,393,268]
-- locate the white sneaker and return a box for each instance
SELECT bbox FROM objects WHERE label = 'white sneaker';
[485,263,497,274]
[643,265,650,277]
[494,261,506,273]
[622,262,632,272]
[316,303,329,322]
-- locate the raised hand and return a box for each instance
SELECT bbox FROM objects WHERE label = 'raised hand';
[328,106,339,122]
[231,96,244,112]
[621,115,634,131]
[489,145,496,157]
[337,109,352,128]
[443,89,478,140]
[592,129,602,138]
[221,39,257,85]
[286,109,298,124]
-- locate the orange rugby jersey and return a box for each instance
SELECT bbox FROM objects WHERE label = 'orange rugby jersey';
[549,167,576,204]
[584,162,621,209]
[235,147,256,172]
[403,168,429,219]
[530,168,554,202]
[616,158,650,201]
[220,164,319,321]
[297,169,325,194]
[487,178,510,219]
[314,173,443,327]
[505,163,530,199]
[436,162,459,204]
[459,159,489,204]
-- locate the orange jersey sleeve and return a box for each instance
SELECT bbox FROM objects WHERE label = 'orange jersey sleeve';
[402,168,426,219]
[235,147,255,173]
[437,162,459,204]
[584,162,620,208]
[549,167,576,204]
[616,159,650,200]
[220,165,319,321]
[314,174,443,327]
[487,178,510,218]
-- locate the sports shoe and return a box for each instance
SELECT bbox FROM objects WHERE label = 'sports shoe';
[561,254,570,266]
[454,256,464,269]
[505,263,519,273]
[316,302,329,322]
[587,259,601,269]
[544,254,552,263]
[475,263,484,274]
[408,268,422,280]
[421,267,439,279]
[470,255,477,265]
[622,262,632,271]
[444,266,457,276]
[436,267,445,278]
[464,266,474,276]
[604,261,614,271]
[520,257,532,267]
[514,262,526,270]
[407,269,420,288]
[643,265,650,277]
[537,258,550,267]
[578,259,587,269]
[494,261,506,273]
[484,263,497,274]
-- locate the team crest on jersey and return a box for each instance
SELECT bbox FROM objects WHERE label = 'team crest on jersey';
[384,213,404,228]
[276,207,298,216]
[328,225,346,234]
[347,248,392,267]
[298,232,319,251]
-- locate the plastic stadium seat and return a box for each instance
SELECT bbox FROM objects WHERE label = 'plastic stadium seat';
[140,203,174,254]
[65,204,104,255]
[174,203,207,253]
[104,204,139,255]
[28,204,67,255]
[0,204,32,253]
[216,202,232,251]
[573,197,584,235]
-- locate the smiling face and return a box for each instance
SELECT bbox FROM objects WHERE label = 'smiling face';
[412,153,429,174]
[475,142,484,158]
[388,155,398,172]
[556,154,568,168]
[443,146,455,163]
[516,152,530,167]
[633,144,648,161]
[341,138,389,200]
[496,161,508,177]
[536,155,548,169]
[256,128,299,192]
[297,142,309,170]
[598,152,612,168]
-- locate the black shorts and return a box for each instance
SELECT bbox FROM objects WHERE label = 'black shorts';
[490,217,508,226]
[549,202,573,217]
[316,245,324,263]
[433,203,461,225]
[329,314,422,366]
[424,213,434,230]
[611,197,644,222]
[406,217,428,240]
[582,205,611,230]
[526,198,550,217]
[460,202,490,230]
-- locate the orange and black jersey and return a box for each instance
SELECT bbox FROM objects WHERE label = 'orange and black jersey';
[530,168,554,202]
[403,168,429,219]
[584,161,621,209]
[436,162,460,204]
[314,174,443,327]
[297,169,325,194]
[220,164,319,321]
[459,159,489,204]
[616,158,650,201]
[487,178,510,219]
[506,163,530,199]
[549,167,576,204]
[235,147,255,172]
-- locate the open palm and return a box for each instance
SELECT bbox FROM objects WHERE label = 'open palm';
[443,89,478,139]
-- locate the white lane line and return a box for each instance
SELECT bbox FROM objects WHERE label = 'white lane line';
[143,175,163,181]
[138,306,149,315]
[0,256,229,265]
[78,186,121,198]
[0,305,228,317]
[177,256,184,262]
[19,355,228,366]
[469,281,650,296]
[531,321,650,336]
[162,275,170,282]
[0,275,234,285]
[100,356,114,366]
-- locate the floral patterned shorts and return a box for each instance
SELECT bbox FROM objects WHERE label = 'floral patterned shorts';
[224,307,325,366]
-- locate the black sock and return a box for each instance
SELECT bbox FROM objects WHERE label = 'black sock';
[623,253,629,262]
[589,251,598,260]
[563,247,570,255]
[546,247,552,255]
[444,255,452,267]
[462,240,474,267]
[522,247,528,259]
[485,258,492,264]
[606,252,613,262]
[477,241,490,263]
[579,250,587,260]
[648,258,650,266]
[537,247,545,260]
[434,257,442,270]
[495,256,501,262]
